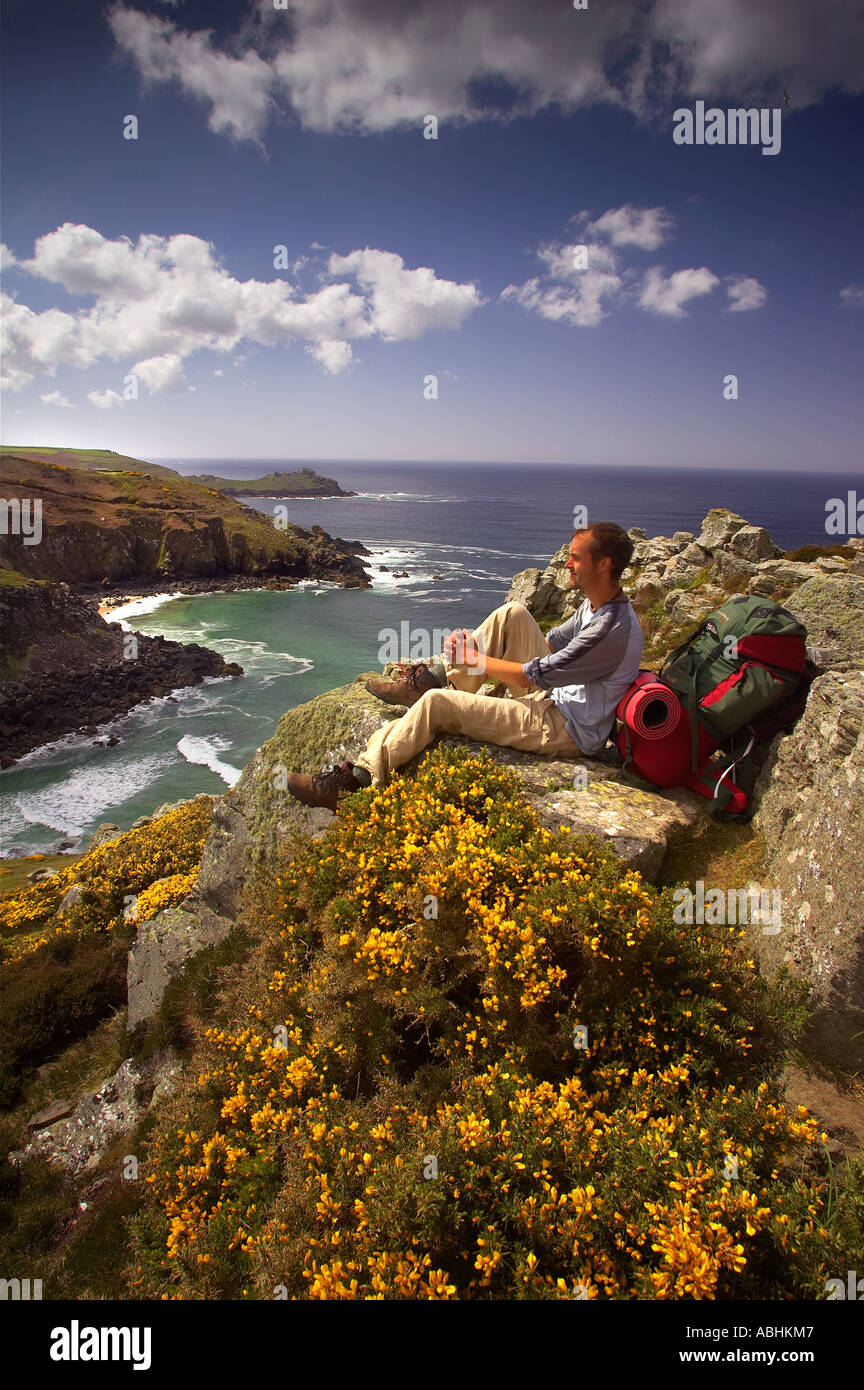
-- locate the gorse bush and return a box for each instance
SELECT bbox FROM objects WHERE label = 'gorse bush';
[0,800,212,962]
[130,748,863,1300]
[0,800,211,1104]
[130,872,199,926]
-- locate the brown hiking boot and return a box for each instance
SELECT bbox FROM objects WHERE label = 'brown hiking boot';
[365,662,444,707]
[282,762,364,811]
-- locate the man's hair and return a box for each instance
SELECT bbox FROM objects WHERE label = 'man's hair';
[573,522,634,582]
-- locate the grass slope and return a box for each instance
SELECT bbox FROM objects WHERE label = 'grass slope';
[1,448,352,496]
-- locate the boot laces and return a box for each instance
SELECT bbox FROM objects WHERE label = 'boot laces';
[315,763,356,795]
[395,662,431,690]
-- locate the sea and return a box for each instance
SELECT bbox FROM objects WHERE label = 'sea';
[0,460,858,858]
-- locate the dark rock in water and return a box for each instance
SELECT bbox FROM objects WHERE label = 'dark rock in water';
[379,566,390,572]
[0,580,247,763]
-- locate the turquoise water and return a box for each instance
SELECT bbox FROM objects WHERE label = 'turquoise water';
[1,460,855,856]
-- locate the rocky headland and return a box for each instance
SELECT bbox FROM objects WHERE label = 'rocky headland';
[0,448,358,498]
[0,453,372,761]
[0,578,243,765]
[0,455,370,588]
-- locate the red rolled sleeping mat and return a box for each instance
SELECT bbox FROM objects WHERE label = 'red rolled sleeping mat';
[616,671,682,738]
[614,672,719,788]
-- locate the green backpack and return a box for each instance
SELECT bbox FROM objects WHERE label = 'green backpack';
[658,594,811,818]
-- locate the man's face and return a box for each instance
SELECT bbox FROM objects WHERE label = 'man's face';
[564,531,605,588]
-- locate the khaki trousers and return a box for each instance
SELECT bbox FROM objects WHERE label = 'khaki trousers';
[354,601,583,785]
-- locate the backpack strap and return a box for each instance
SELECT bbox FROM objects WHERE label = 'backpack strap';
[618,716,634,773]
[686,644,725,773]
[659,622,716,774]
[658,622,707,678]
[684,727,756,821]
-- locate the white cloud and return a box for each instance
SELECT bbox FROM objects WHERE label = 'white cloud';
[108,4,273,144]
[88,388,127,409]
[40,390,74,407]
[502,255,622,328]
[639,266,720,316]
[653,0,864,110]
[327,248,483,340]
[1,243,18,271]
[840,283,864,309]
[213,367,224,376]
[107,0,864,141]
[537,240,619,280]
[131,352,187,392]
[305,339,353,374]
[583,205,673,251]
[725,275,768,312]
[1,223,482,391]
[503,211,753,327]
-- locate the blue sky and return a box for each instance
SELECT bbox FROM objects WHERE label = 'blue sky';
[2,0,863,469]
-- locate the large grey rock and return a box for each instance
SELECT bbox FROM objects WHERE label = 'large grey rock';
[660,555,704,590]
[728,525,781,562]
[533,778,705,880]
[697,508,748,549]
[679,541,712,567]
[85,823,122,852]
[783,575,864,670]
[126,900,234,1034]
[10,1052,181,1174]
[662,590,716,626]
[506,545,580,624]
[507,567,545,610]
[58,883,84,916]
[712,550,758,586]
[754,670,864,1072]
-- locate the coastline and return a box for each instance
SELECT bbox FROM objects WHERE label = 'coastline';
[96,573,360,622]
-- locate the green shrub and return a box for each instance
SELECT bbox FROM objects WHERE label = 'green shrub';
[0,933,129,1107]
[128,748,862,1301]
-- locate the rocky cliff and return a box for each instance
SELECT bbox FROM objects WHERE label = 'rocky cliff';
[0,455,370,588]
[0,576,243,764]
[0,448,357,498]
[754,669,864,1069]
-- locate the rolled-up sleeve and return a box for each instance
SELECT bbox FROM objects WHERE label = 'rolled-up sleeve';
[523,607,628,691]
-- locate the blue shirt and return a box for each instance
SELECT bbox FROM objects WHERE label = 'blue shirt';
[522,592,644,753]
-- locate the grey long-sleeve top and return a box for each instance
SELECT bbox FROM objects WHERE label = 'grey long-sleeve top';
[521,592,644,753]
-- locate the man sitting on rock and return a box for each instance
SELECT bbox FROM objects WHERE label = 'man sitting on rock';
[284,522,644,810]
